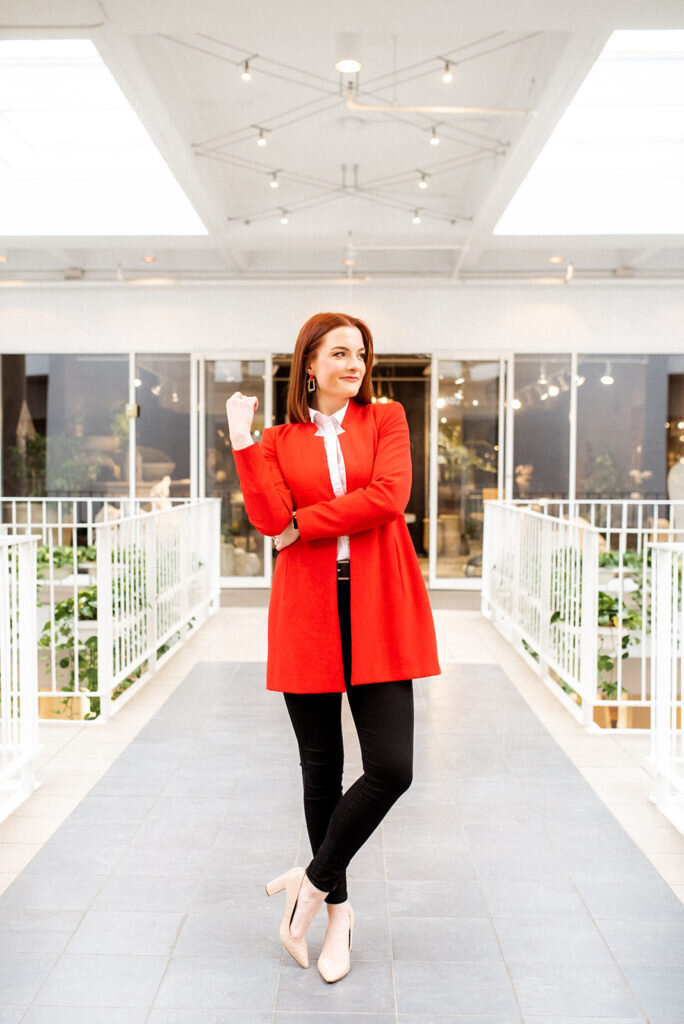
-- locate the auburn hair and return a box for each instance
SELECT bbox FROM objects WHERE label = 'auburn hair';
[286,312,375,423]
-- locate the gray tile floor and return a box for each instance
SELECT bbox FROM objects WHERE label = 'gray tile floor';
[1,661,684,1023]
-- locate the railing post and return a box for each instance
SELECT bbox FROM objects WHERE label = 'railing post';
[579,527,599,730]
[651,545,673,810]
[96,522,113,721]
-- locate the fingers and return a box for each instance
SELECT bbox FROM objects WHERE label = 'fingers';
[226,392,259,409]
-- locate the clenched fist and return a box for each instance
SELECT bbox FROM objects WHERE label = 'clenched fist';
[226,392,259,449]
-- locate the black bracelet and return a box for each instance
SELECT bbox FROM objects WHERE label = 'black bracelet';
[292,510,299,531]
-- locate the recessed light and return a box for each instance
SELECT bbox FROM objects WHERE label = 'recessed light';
[548,256,564,264]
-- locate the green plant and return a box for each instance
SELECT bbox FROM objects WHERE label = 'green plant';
[36,544,97,574]
[38,585,100,718]
[4,435,47,495]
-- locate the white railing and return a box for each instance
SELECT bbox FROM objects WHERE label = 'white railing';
[2,497,220,721]
[649,543,684,832]
[95,501,220,718]
[482,499,684,732]
[0,535,39,821]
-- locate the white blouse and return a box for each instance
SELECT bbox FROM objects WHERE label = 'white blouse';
[308,400,350,561]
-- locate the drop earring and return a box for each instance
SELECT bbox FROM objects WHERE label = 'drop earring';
[307,370,317,393]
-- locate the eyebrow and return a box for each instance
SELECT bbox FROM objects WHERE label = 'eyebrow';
[329,345,366,352]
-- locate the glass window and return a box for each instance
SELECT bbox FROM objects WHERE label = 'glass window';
[436,359,500,578]
[513,355,571,499]
[1,353,128,497]
[205,359,266,578]
[576,354,668,499]
[134,355,190,499]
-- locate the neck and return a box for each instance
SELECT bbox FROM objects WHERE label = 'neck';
[310,395,349,417]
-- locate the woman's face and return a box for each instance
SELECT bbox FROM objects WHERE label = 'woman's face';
[307,326,366,406]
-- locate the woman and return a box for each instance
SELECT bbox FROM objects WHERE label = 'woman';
[226,312,440,983]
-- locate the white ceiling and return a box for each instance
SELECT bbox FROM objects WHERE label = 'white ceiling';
[1,0,684,284]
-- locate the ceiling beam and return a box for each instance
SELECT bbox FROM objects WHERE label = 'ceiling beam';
[452,26,612,279]
[92,23,228,238]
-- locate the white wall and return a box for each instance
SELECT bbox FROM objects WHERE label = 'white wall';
[1,281,683,356]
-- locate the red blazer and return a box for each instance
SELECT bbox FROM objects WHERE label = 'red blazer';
[232,399,441,693]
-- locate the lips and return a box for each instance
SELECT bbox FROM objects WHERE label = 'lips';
[342,377,360,381]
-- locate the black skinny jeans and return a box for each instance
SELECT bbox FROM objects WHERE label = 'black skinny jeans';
[283,565,414,904]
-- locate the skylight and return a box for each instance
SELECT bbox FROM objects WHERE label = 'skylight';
[494,30,684,236]
[0,39,207,235]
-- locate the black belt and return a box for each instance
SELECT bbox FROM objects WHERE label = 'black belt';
[336,559,350,581]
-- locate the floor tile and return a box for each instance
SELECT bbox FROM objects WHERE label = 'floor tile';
[391,916,502,961]
[154,956,280,1011]
[0,953,59,1006]
[275,959,395,1013]
[0,908,82,954]
[597,916,684,965]
[21,1008,149,1023]
[33,953,168,1007]
[65,910,185,955]
[508,961,643,1017]
[619,965,684,1017]
[394,961,518,1015]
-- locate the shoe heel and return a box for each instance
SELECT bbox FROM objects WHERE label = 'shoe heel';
[265,872,289,897]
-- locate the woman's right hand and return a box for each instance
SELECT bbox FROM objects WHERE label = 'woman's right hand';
[226,392,259,447]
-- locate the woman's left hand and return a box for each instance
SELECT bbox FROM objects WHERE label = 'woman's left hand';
[273,519,300,551]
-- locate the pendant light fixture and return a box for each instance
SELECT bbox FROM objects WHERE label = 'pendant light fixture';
[334,32,363,73]
[600,361,615,386]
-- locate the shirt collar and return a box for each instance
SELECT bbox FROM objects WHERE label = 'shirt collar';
[308,399,349,429]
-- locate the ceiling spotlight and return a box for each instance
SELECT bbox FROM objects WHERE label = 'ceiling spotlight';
[343,257,356,266]
[256,128,267,147]
[600,361,614,386]
[472,399,479,407]
[241,60,252,81]
[269,172,279,189]
[279,210,289,224]
[412,210,422,224]
[540,392,549,401]
[334,32,362,73]
[0,252,7,263]
[418,172,428,189]
[537,366,547,386]
[430,126,440,146]
[549,255,564,264]
[575,375,585,387]
[548,384,560,397]
[512,398,522,410]
[442,61,453,83]
[142,253,156,263]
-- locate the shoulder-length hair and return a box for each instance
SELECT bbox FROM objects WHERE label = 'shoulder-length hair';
[287,312,375,423]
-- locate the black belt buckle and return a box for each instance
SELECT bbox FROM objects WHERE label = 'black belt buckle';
[336,559,350,581]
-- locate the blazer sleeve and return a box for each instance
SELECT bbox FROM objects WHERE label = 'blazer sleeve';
[232,427,293,537]
[297,402,411,541]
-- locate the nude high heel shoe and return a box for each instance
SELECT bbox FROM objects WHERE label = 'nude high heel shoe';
[317,904,354,983]
[265,866,309,968]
